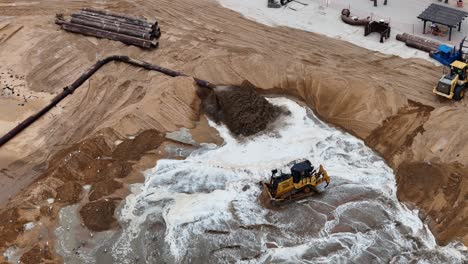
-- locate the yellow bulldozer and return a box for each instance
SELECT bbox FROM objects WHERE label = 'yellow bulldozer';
[433,60,468,100]
[260,159,330,207]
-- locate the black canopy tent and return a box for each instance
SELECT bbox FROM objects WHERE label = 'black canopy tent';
[417,3,468,41]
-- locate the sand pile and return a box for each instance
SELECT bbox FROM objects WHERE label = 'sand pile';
[200,81,284,137]
[0,0,467,257]
[0,129,168,261]
[396,162,468,245]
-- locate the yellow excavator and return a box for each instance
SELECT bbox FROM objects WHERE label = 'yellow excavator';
[433,60,468,100]
[260,160,330,207]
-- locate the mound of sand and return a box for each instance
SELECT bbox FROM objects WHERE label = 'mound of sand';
[396,162,468,245]
[0,0,467,260]
[200,81,284,137]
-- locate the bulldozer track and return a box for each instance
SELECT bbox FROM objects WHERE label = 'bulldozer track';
[0,22,23,44]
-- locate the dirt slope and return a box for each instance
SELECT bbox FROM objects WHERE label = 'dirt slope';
[0,0,467,260]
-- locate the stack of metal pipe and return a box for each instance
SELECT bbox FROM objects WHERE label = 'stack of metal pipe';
[55,8,160,49]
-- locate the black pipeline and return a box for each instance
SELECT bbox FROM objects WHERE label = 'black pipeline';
[0,55,215,147]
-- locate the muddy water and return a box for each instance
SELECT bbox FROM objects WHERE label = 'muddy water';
[64,98,466,263]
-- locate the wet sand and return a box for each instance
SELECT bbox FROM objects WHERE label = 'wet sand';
[0,0,467,261]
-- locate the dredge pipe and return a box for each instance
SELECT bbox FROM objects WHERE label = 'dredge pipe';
[405,39,438,53]
[396,33,441,49]
[72,12,155,33]
[70,17,153,40]
[81,9,155,28]
[0,55,215,147]
[56,19,158,49]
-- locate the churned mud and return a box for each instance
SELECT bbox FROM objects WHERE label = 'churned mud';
[200,81,287,137]
[0,128,205,262]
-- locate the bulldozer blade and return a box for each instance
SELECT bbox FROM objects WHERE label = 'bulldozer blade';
[259,184,276,209]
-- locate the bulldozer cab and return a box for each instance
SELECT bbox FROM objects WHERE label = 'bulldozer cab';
[269,161,314,193]
[451,60,468,80]
[290,160,314,183]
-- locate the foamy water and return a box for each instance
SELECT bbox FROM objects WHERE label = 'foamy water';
[104,98,466,263]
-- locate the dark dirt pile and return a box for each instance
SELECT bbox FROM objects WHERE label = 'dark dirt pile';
[0,129,169,262]
[112,130,166,161]
[79,198,120,232]
[88,179,123,201]
[19,245,53,264]
[199,81,285,137]
[0,208,27,248]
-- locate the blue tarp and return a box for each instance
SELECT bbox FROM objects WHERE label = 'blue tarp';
[438,44,453,54]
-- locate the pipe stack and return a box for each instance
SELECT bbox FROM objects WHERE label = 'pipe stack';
[55,8,160,49]
[396,33,442,53]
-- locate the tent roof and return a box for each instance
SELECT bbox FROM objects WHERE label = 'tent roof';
[418,3,468,27]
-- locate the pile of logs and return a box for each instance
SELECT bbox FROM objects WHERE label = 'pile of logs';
[55,8,160,49]
[396,33,441,53]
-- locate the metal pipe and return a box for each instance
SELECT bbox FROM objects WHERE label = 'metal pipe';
[396,33,441,50]
[80,9,155,28]
[70,17,153,40]
[56,20,158,49]
[73,12,156,33]
[71,13,154,34]
[405,39,437,53]
[0,55,215,147]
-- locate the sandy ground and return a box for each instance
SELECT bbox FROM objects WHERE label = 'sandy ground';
[0,0,467,262]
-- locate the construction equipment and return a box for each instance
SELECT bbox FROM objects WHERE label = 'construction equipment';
[364,20,391,43]
[280,0,293,5]
[267,0,306,9]
[267,0,282,8]
[433,60,468,100]
[260,160,330,207]
[430,37,468,66]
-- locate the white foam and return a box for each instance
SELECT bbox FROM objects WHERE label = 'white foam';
[23,222,35,231]
[110,98,465,263]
